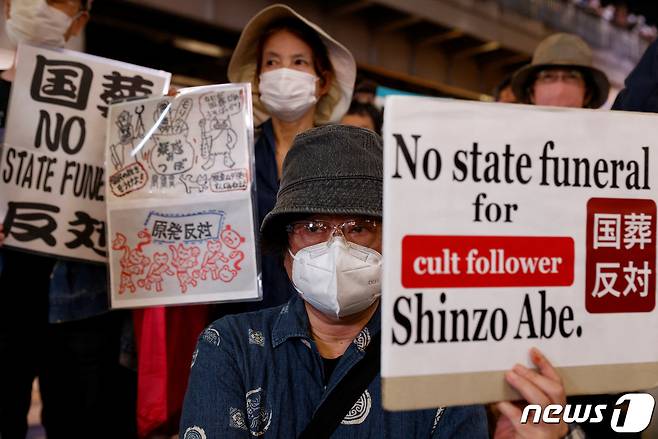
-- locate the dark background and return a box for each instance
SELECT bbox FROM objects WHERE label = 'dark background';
[602,0,658,25]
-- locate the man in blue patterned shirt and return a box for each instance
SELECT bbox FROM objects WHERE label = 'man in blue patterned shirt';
[180,125,571,438]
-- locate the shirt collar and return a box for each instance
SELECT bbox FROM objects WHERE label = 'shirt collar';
[271,289,382,349]
[271,286,311,348]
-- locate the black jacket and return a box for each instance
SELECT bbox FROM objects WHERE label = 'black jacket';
[612,39,658,112]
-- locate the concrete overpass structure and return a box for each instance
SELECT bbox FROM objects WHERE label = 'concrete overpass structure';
[84,0,644,103]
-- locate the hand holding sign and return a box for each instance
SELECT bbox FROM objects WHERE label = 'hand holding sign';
[495,348,568,439]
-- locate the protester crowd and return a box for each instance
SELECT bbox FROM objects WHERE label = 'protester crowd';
[568,0,657,40]
[0,1,655,438]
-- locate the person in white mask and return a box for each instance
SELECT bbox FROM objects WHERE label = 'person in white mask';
[2,0,89,82]
[0,2,137,438]
[181,125,573,439]
[224,4,356,313]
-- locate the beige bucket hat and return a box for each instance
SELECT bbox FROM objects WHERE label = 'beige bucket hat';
[228,4,356,126]
[511,33,610,108]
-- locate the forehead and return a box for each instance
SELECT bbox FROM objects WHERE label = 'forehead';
[298,214,379,223]
[262,29,314,57]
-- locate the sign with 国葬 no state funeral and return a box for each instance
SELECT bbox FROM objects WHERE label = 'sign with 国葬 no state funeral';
[0,43,170,263]
[106,84,261,308]
[381,96,658,409]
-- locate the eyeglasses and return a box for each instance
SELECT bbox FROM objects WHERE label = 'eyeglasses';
[286,218,380,247]
[535,69,584,85]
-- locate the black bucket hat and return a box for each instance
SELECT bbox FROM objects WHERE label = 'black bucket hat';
[260,124,383,245]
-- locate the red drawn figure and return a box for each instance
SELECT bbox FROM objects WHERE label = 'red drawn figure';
[220,225,245,276]
[221,224,245,249]
[228,250,245,271]
[197,240,228,281]
[138,252,174,292]
[218,264,238,283]
[169,243,201,293]
[112,229,152,294]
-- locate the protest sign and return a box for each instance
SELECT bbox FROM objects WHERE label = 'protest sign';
[106,83,261,308]
[0,44,170,263]
[381,96,658,410]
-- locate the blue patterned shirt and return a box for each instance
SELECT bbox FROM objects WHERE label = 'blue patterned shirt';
[180,292,488,438]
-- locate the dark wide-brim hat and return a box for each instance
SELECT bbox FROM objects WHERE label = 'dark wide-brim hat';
[511,33,610,108]
[261,125,382,243]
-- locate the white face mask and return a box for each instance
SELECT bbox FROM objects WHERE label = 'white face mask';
[289,237,382,319]
[259,68,318,122]
[5,0,76,48]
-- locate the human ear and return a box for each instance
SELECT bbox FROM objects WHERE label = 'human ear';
[316,70,332,98]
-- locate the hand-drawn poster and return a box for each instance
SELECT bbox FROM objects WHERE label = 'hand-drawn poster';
[0,43,170,262]
[106,84,261,308]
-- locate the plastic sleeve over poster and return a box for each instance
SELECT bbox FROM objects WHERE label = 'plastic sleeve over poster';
[105,83,261,308]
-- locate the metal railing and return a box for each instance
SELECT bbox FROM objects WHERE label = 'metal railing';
[496,0,650,63]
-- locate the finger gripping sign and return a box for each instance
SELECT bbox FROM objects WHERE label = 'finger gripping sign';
[106,84,261,308]
[381,96,658,410]
[0,43,171,262]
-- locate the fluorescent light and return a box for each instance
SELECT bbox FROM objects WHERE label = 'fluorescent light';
[173,37,231,57]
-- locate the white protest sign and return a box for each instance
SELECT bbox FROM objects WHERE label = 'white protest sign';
[0,44,170,262]
[381,96,658,410]
[106,83,261,308]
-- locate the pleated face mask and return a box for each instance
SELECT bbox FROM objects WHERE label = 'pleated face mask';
[6,0,77,48]
[258,68,318,122]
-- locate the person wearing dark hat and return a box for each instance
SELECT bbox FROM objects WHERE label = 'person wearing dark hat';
[511,33,610,108]
[180,125,572,439]
[226,4,356,312]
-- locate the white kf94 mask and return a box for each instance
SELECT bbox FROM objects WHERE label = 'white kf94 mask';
[289,237,382,319]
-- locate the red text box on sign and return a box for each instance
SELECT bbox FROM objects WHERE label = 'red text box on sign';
[586,198,656,313]
[401,236,574,288]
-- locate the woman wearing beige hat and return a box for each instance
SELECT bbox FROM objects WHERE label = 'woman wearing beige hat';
[226,4,356,310]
